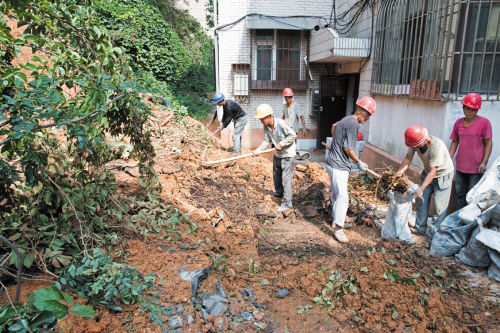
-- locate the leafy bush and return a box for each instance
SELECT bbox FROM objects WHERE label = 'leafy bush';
[0,285,94,332]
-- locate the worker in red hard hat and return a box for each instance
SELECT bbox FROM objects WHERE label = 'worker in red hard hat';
[325,96,376,244]
[449,93,493,210]
[282,88,308,138]
[397,125,454,249]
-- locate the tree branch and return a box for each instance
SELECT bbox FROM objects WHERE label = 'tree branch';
[0,93,128,147]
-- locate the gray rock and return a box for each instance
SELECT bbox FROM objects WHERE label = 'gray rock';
[178,266,211,305]
[168,315,183,329]
[186,314,195,324]
[216,282,227,298]
[201,309,210,320]
[202,293,228,316]
[180,243,189,251]
[176,304,184,314]
[241,311,253,321]
[277,288,289,298]
[216,317,226,329]
[225,310,229,317]
[253,303,262,308]
[163,329,182,333]
[238,289,246,297]
[244,287,256,302]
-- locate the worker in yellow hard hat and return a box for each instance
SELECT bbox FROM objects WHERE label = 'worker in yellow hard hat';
[253,104,297,212]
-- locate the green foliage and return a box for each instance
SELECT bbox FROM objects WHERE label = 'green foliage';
[58,248,155,310]
[0,285,93,332]
[313,272,358,311]
[57,248,173,326]
[94,0,214,118]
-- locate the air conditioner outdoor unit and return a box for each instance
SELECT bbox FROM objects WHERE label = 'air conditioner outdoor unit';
[234,74,249,96]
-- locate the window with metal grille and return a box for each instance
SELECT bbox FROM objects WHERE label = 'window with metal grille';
[251,29,308,90]
[371,0,500,101]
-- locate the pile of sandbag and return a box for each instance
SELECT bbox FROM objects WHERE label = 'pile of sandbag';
[430,156,500,281]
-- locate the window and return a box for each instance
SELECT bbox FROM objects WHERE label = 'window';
[251,29,308,89]
[372,0,500,101]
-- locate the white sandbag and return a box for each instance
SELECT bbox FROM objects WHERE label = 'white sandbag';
[466,156,500,210]
[429,203,480,257]
[476,228,500,282]
[381,181,419,244]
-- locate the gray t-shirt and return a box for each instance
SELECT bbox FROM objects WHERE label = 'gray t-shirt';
[407,135,454,178]
[326,116,359,172]
[283,103,302,133]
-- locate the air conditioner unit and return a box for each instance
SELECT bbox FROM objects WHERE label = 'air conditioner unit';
[234,74,249,96]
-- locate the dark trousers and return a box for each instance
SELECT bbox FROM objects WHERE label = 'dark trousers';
[455,171,482,210]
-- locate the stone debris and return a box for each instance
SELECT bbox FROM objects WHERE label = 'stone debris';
[215,282,227,298]
[241,311,253,321]
[168,315,183,329]
[277,288,290,298]
[180,243,189,251]
[178,266,211,305]
[201,293,228,316]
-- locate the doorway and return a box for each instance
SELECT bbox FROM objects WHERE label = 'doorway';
[317,76,348,148]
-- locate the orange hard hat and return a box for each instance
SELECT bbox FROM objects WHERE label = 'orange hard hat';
[356,96,376,115]
[404,125,428,148]
[462,93,482,110]
[283,88,294,97]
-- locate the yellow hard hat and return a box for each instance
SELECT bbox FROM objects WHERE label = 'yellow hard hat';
[255,104,273,119]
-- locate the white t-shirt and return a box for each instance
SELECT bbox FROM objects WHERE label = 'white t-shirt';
[283,103,302,133]
[407,135,454,178]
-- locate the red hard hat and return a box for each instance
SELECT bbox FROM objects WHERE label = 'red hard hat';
[462,93,482,110]
[283,88,294,97]
[404,125,428,148]
[356,96,376,115]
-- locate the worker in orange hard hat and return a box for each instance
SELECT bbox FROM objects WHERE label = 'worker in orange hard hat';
[449,93,493,210]
[397,125,454,249]
[325,96,376,244]
[282,88,308,138]
[253,104,297,212]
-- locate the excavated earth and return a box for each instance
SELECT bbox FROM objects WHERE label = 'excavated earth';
[3,113,500,333]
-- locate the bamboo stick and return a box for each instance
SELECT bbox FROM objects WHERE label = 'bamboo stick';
[322,142,381,178]
[202,148,275,166]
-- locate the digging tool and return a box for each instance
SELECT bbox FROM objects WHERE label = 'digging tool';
[321,142,381,178]
[202,148,275,166]
[206,127,221,141]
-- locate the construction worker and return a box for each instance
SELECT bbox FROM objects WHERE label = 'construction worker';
[397,125,454,248]
[282,88,307,138]
[214,92,247,156]
[252,104,297,212]
[449,93,493,210]
[325,96,376,243]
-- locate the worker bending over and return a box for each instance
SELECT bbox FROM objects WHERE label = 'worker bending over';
[214,93,248,156]
[253,104,297,212]
[325,96,376,243]
[449,93,492,210]
[397,125,454,248]
[282,88,307,138]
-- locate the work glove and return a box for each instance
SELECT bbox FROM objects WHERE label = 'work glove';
[357,160,368,171]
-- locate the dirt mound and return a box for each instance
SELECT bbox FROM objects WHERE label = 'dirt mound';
[376,171,411,199]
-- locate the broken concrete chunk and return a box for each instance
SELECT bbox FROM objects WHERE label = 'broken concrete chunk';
[202,293,228,316]
[241,311,254,321]
[277,288,290,298]
[168,315,183,329]
[216,282,227,298]
[179,266,211,305]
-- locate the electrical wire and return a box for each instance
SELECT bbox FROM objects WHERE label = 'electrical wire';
[214,13,329,35]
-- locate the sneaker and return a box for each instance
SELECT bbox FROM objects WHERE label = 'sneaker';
[424,239,432,249]
[231,151,239,156]
[333,229,349,243]
[343,223,353,229]
[272,193,283,200]
[410,226,425,235]
[277,205,291,212]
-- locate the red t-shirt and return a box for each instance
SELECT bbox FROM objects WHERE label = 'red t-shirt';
[450,116,493,174]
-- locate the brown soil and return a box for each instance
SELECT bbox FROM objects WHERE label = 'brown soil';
[3,112,499,333]
[377,171,411,199]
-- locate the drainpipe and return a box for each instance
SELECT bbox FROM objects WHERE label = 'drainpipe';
[214,0,221,121]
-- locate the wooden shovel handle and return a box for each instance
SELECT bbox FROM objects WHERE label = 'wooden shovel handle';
[202,148,275,166]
